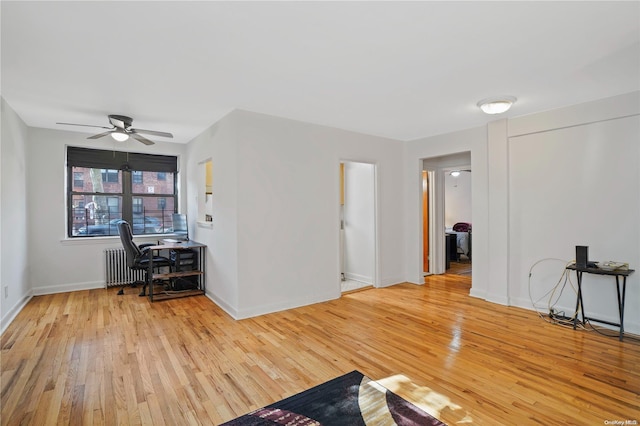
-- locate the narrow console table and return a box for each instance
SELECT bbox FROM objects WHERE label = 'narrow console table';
[566,264,634,341]
[146,240,206,302]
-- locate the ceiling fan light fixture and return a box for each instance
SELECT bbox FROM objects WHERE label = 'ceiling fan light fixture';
[111,131,129,142]
[477,96,517,114]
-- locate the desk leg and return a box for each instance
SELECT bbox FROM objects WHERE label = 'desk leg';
[175,250,182,272]
[200,246,205,292]
[148,255,153,302]
[573,271,585,329]
[617,276,626,341]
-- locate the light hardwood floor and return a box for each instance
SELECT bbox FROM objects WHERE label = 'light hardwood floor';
[2,275,639,425]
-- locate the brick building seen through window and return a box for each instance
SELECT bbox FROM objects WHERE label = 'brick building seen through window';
[70,168,175,236]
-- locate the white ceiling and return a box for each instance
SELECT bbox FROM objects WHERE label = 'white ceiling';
[2,1,639,144]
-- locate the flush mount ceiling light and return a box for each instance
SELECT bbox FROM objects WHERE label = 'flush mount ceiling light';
[477,96,517,115]
[450,169,471,177]
[111,130,129,142]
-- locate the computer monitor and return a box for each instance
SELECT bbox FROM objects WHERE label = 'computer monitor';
[172,213,189,240]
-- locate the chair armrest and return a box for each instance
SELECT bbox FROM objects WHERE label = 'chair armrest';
[138,243,154,254]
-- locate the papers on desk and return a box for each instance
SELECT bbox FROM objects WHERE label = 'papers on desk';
[162,238,184,244]
[596,261,629,271]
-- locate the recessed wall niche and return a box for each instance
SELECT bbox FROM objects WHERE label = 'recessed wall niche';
[198,159,213,222]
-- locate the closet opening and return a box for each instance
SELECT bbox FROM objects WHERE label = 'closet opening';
[339,161,377,293]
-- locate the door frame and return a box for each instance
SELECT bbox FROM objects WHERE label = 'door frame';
[338,159,379,291]
[422,171,429,274]
[421,152,472,277]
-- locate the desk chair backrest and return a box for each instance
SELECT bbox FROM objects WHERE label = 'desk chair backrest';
[117,220,143,269]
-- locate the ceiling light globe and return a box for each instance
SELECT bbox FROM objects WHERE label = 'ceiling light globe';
[111,131,129,142]
[450,171,461,177]
[477,96,517,115]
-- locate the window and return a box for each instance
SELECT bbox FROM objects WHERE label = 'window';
[133,197,143,214]
[67,147,178,237]
[73,172,84,188]
[101,169,119,183]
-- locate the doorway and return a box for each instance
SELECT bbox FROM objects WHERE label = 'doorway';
[421,152,472,277]
[444,167,472,276]
[340,161,376,292]
[422,171,429,274]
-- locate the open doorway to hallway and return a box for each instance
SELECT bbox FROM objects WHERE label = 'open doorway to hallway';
[422,152,472,277]
[339,161,376,293]
[444,167,472,277]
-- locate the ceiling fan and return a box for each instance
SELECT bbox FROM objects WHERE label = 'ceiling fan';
[56,114,173,145]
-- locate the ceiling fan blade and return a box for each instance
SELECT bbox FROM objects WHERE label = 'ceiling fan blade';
[131,133,155,145]
[131,128,173,138]
[57,122,112,130]
[87,131,114,140]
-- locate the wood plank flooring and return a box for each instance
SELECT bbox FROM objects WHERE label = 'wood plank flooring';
[446,259,472,276]
[2,275,639,425]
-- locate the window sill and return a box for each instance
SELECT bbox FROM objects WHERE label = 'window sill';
[60,234,169,245]
[197,221,213,229]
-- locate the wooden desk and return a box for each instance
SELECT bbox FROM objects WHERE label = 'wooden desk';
[566,264,634,341]
[147,240,206,302]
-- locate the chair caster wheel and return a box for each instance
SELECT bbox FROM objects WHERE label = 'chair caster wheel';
[117,289,124,295]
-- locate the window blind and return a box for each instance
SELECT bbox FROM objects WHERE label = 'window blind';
[66,146,177,173]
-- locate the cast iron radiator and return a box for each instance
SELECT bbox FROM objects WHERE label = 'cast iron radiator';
[104,248,144,288]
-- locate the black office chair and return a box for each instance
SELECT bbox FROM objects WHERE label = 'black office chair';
[116,220,171,296]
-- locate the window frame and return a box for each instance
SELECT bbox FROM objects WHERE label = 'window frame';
[66,147,178,238]
[101,169,119,183]
[132,170,143,184]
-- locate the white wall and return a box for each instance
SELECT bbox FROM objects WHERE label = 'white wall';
[507,93,640,333]
[1,98,30,332]
[405,127,489,287]
[25,128,187,295]
[343,161,375,284]
[185,112,239,313]
[405,91,640,335]
[445,170,472,228]
[186,109,404,319]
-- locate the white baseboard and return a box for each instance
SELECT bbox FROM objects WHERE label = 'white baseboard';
[206,290,340,320]
[205,291,239,319]
[485,294,510,306]
[469,287,486,300]
[344,272,372,285]
[1,291,33,335]
[32,281,105,296]
[378,275,405,287]
[510,296,640,336]
[234,290,340,320]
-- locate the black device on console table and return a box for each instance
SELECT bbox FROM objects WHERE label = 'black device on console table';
[575,245,597,269]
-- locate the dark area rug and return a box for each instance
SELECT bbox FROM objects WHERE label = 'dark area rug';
[221,370,446,426]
